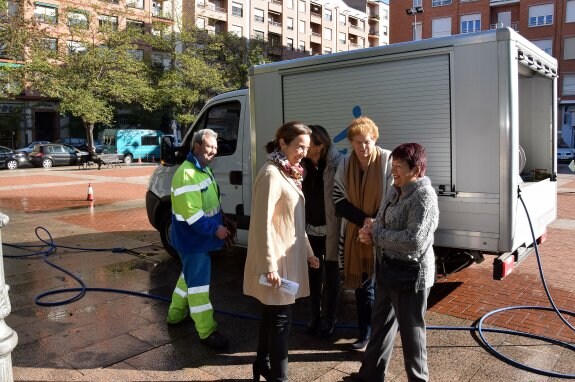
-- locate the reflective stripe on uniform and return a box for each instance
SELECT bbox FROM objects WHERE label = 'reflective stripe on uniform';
[189,303,213,314]
[174,287,187,298]
[188,285,209,294]
[173,210,205,225]
[171,177,213,196]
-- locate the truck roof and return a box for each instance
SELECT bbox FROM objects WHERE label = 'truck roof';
[250,27,557,76]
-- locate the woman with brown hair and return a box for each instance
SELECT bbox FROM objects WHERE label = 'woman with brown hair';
[333,117,392,351]
[244,121,320,382]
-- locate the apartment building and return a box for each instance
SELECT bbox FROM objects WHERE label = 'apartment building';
[185,0,389,59]
[390,0,575,148]
[0,0,173,146]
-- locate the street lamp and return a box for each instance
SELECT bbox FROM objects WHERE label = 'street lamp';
[405,6,424,40]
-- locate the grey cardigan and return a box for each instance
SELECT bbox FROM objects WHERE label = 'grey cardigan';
[371,176,439,290]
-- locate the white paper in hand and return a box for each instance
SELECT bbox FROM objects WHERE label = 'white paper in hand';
[259,274,299,296]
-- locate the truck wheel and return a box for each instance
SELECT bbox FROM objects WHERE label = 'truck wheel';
[123,154,133,164]
[159,208,179,259]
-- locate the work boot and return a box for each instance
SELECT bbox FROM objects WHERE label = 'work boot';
[166,308,188,325]
[200,331,229,350]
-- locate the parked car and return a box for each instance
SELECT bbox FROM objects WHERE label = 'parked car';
[77,139,103,154]
[16,141,50,154]
[557,141,574,163]
[56,137,86,148]
[28,143,85,168]
[0,145,27,170]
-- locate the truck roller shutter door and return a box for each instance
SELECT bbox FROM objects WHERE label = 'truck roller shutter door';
[282,53,452,191]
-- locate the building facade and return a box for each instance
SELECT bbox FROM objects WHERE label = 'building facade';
[390,0,575,148]
[185,0,389,58]
[0,0,388,147]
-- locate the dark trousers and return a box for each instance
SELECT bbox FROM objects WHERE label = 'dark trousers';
[356,274,375,340]
[358,263,430,382]
[256,304,292,382]
[308,235,341,323]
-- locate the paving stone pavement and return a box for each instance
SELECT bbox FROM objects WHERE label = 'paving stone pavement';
[0,163,574,381]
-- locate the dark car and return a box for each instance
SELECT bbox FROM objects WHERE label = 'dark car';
[56,137,86,148]
[16,140,51,154]
[0,145,27,170]
[28,143,85,168]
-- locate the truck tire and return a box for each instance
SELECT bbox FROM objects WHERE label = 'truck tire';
[123,154,133,164]
[159,208,179,259]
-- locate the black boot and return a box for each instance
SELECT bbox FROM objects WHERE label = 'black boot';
[253,359,271,381]
[305,315,320,335]
[268,306,291,382]
[318,316,336,338]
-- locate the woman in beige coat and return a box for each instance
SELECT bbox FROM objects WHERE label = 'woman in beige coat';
[244,121,320,382]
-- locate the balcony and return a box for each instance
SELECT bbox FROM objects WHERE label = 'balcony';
[269,20,282,33]
[126,0,144,9]
[269,0,282,14]
[349,42,361,49]
[152,8,173,20]
[349,24,364,34]
[489,0,519,5]
[369,14,379,20]
[311,12,321,23]
[368,29,379,36]
[311,31,322,44]
[197,3,227,22]
[490,21,518,30]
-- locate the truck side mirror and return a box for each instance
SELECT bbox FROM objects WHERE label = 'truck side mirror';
[160,135,177,166]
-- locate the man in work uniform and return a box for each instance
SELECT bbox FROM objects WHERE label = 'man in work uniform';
[167,128,231,349]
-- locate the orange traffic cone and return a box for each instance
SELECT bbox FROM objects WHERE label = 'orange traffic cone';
[86,183,95,201]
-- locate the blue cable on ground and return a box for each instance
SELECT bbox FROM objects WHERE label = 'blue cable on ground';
[2,191,575,378]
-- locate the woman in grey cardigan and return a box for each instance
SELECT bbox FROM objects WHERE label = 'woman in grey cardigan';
[352,143,439,382]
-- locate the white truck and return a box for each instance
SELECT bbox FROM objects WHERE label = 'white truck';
[146,27,558,279]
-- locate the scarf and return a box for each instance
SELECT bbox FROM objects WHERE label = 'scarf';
[343,148,383,289]
[267,149,304,189]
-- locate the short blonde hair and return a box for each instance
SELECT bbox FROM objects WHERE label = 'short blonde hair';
[346,117,379,141]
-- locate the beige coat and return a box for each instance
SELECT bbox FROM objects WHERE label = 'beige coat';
[243,161,314,305]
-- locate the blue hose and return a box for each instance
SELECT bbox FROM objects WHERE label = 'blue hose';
[3,192,575,378]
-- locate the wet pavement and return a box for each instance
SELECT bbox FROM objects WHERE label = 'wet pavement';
[0,163,574,381]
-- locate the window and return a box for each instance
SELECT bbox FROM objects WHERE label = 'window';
[432,17,451,37]
[413,0,422,7]
[299,40,305,51]
[324,27,332,40]
[563,74,575,95]
[338,13,346,25]
[432,0,451,6]
[34,4,57,24]
[42,38,58,51]
[126,0,144,9]
[287,37,294,50]
[565,37,575,59]
[152,52,171,70]
[567,0,575,23]
[287,17,294,30]
[254,30,264,39]
[299,20,305,33]
[67,40,86,53]
[339,31,346,44]
[193,101,241,156]
[532,39,552,55]
[382,9,388,19]
[98,14,118,31]
[287,0,294,9]
[299,0,305,13]
[232,2,243,17]
[128,49,144,60]
[5,1,18,17]
[324,47,332,54]
[231,24,243,36]
[196,17,205,29]
[254,8,264,23]
[383,25,388,35]
[324,8,332,21]
[67,11,88,29]
[127,19,145,33]
[461,14,480,34]
[529,4,553,27]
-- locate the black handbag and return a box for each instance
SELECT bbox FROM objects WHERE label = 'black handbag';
[380,258,421,292]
